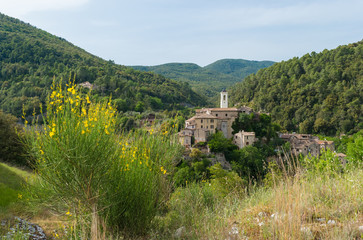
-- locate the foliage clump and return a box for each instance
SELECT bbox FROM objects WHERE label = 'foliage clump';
[0,110,26,166]
[24,79,183,237]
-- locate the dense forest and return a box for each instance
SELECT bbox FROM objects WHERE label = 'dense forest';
[230,41,363,135]
[131,59,274,103]
[0,13,206,117]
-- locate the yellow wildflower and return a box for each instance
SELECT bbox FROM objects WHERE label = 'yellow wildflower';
[49,131,55,138]
[40,150,44,155]
[18,193,22,199]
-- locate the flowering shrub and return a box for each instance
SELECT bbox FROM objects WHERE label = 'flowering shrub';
[24,79,183,237]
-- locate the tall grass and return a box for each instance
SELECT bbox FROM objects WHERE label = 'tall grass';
[154,150,362,239]
[23,79,183,238]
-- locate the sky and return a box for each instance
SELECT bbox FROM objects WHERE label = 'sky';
[1,0,362,66]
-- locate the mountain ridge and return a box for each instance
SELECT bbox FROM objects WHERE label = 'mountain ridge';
[0,13,206,117]
[230,40,363,135]
[130,59,274,103]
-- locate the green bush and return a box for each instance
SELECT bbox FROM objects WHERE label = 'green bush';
[301,149,344,177]
[24,80,183,237]
[0,110,26,166]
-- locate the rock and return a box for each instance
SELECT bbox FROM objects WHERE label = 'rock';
[210,153,232,170]
[258,212,266,217]
[227,226,240,240]
[327,220,336,225]
[300,226,313,238]
[3,217,47,240]
[358,225,363,233]
[174,226,186,239]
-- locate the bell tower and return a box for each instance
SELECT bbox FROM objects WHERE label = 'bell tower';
[220,90,228,108]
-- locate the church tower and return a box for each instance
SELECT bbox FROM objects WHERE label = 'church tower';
[220,90,228,108]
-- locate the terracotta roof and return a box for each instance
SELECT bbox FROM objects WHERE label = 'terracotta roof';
[186,117,196,122]
[236,131,255,136]
[194,114,218,119]
[316,140,334,145]
[196,108,239,112]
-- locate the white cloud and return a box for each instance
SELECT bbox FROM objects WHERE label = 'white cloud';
[0,0,89,17]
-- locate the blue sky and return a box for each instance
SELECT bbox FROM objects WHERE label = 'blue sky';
[1,0,362,66]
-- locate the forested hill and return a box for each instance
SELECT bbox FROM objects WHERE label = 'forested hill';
[130,59,274,102]
[230,41,363,136]
[0,13,206,117]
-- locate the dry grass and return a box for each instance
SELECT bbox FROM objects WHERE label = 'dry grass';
[228,169,363,240]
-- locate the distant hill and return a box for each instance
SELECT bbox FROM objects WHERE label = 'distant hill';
[131,59,274,104]
[204,59,275,78]
[230,41,363,135]
[0,13,206,117]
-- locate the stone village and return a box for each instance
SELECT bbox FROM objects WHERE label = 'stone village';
[178,90,346,163]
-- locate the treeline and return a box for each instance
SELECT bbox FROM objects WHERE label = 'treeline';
[230,41,363,135]
[0,13,206,117]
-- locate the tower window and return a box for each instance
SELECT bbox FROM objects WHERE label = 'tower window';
[223,95,226,100]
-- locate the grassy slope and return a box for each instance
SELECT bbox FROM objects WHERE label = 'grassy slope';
[0,162,31,209]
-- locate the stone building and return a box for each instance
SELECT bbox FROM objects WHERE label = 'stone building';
[279,133,334,157]
[233,130,257,149]
[179,90,253,145]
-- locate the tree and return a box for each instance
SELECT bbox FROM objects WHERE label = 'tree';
[208,131,237,153]
[0,110,26,166]
[231,146,265,181]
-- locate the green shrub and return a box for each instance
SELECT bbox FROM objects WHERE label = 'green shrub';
[0,110,26,166]
[24,79,183,237]
[346,131,363,167]
[301,149,343,177]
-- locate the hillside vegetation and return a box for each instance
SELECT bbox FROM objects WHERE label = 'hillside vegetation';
[230,41,363,135]
[131,59,274,103]
[0,13,206,117]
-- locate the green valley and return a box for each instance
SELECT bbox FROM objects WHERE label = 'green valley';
[131,59,274,103]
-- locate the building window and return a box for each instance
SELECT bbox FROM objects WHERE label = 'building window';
[201,125,203,128]
[246,142,249,145]
[206,126,208,129]
[211,119,214,123]
[216,114,218,117]
[225,114,228,116]
[223,95,226,100]
[247,136,248,139]
[211,125,214,129]
[201,119,203,123]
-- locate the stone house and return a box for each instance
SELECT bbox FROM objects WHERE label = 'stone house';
[233,130,257,149]
[178,129,193,147]
[280,133,334,157]
[179,90,254,145]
